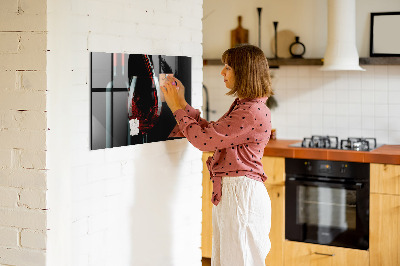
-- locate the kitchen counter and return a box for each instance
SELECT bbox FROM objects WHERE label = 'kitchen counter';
[263,139,400,165]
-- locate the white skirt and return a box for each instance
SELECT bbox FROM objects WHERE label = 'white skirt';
[212,176,271,266]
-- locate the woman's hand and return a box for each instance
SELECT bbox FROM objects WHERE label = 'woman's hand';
[172,76,187,108]
[161,76,186,113]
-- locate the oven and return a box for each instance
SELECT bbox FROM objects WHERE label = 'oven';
[285,158,370,250]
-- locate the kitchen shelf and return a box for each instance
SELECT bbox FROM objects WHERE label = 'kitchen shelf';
[359,57,400,65]
[203,57,400,67]
[203,58,323,67]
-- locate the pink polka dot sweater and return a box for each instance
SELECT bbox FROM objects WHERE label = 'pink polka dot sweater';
[171,97,272,206]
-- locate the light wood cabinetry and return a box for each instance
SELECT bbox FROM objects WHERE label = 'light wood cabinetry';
[284,241,369,266]
[370,163,400,195]
[202,158,400,265]
[201,152,213,258]
[261,156,285,266]
[264,184,285,266]
[370,163,400,266]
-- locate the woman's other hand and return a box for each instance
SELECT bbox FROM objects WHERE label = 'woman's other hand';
[171,76,187,107]
[161,77,185,113]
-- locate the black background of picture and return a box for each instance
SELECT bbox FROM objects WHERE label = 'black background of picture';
[91,52,191,150]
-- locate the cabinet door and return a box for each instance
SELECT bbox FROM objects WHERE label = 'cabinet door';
[264,184,284,266]
[370,193,400,266]
[284,241,369,266]
[370,163,400,195]
[261,156,285,185]
[202,152,213,258]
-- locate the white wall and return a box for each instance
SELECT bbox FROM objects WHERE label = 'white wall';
[47,0,203,266]
[203,0,400,145]
[203,0,400,58]
[0,0,48,265]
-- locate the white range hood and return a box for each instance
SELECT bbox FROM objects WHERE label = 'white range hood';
[320,0,365,71]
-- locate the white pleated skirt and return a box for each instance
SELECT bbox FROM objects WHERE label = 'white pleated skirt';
[211,176,271,266]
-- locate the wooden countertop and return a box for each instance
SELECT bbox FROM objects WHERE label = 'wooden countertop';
[263,139,400,165]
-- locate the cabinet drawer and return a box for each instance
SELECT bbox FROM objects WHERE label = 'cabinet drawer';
[284,241,369,266]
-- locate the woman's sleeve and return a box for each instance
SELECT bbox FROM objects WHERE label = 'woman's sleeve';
[169,104,211,137]
[172,106,256,152]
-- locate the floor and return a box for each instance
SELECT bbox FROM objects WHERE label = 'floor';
[202,257,211,266]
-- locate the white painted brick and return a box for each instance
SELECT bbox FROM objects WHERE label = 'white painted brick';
[19,32,47,53]
[0,52,47,71]
[0,129,46,150]
[0,247,45,266]
[0,110,47,130]
[0,13,46,32]
[0,71,16,90]
[0,0,18,14]
[0,208,46,230]
[0,227,19,247]
[189,3,203,19]
[87,212,109,233]
[20,229,46,250]
[16,70,47,91]
[181,42,202,56]
[19,189,46,209]
[20,150,46,170]
[0,33,20,54]
[87,33,123,54]
[181,16,202,30]
[191,55,203,69]
[0,169,47,189]
[0,187,19,208]
[19,0,47,15]
[121,36,154,55]
[87,164,107,183]
[151,11,180,27]
[166,0,191,15]
[0,150,11,169]
[0,90,46,111]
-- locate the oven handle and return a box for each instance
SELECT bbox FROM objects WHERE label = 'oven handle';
[286,177,364,189]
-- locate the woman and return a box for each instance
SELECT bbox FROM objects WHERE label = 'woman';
[162,44,273,266]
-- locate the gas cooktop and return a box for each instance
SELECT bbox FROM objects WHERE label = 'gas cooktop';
[289,135,383,151]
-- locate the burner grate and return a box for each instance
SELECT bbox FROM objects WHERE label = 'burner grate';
[340,137,377,151]
[301,135,339,149]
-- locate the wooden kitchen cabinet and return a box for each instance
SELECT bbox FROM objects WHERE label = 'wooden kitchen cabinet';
[264,184,285,266]
[261,156,285,186]
[202,152,213,258]
[370,193,400,266]
[370,163,400,195]
[370,163,400,266]
[262,156,285,266]
[284,241,369,266]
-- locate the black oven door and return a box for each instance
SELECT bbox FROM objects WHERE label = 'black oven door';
[285,177,369,250]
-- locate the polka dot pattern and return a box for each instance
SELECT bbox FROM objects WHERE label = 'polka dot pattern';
[172,97,272,206]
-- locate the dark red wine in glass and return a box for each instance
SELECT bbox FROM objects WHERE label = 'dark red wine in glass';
[128,76,160,143]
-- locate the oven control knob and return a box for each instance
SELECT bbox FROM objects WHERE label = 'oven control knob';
[304,161,312,171]
[340,164,347,174]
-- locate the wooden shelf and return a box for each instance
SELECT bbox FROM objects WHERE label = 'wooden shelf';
[203,58,323,67]
[268,58,322,67]
[359,57,400,65]
[203,57,400,67]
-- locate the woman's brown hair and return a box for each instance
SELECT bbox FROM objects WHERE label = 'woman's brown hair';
[221,44,273,99]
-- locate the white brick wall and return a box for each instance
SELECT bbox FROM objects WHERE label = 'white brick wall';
[47,1,203,266]
[3,1,204,265]
[0,0,48,265]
